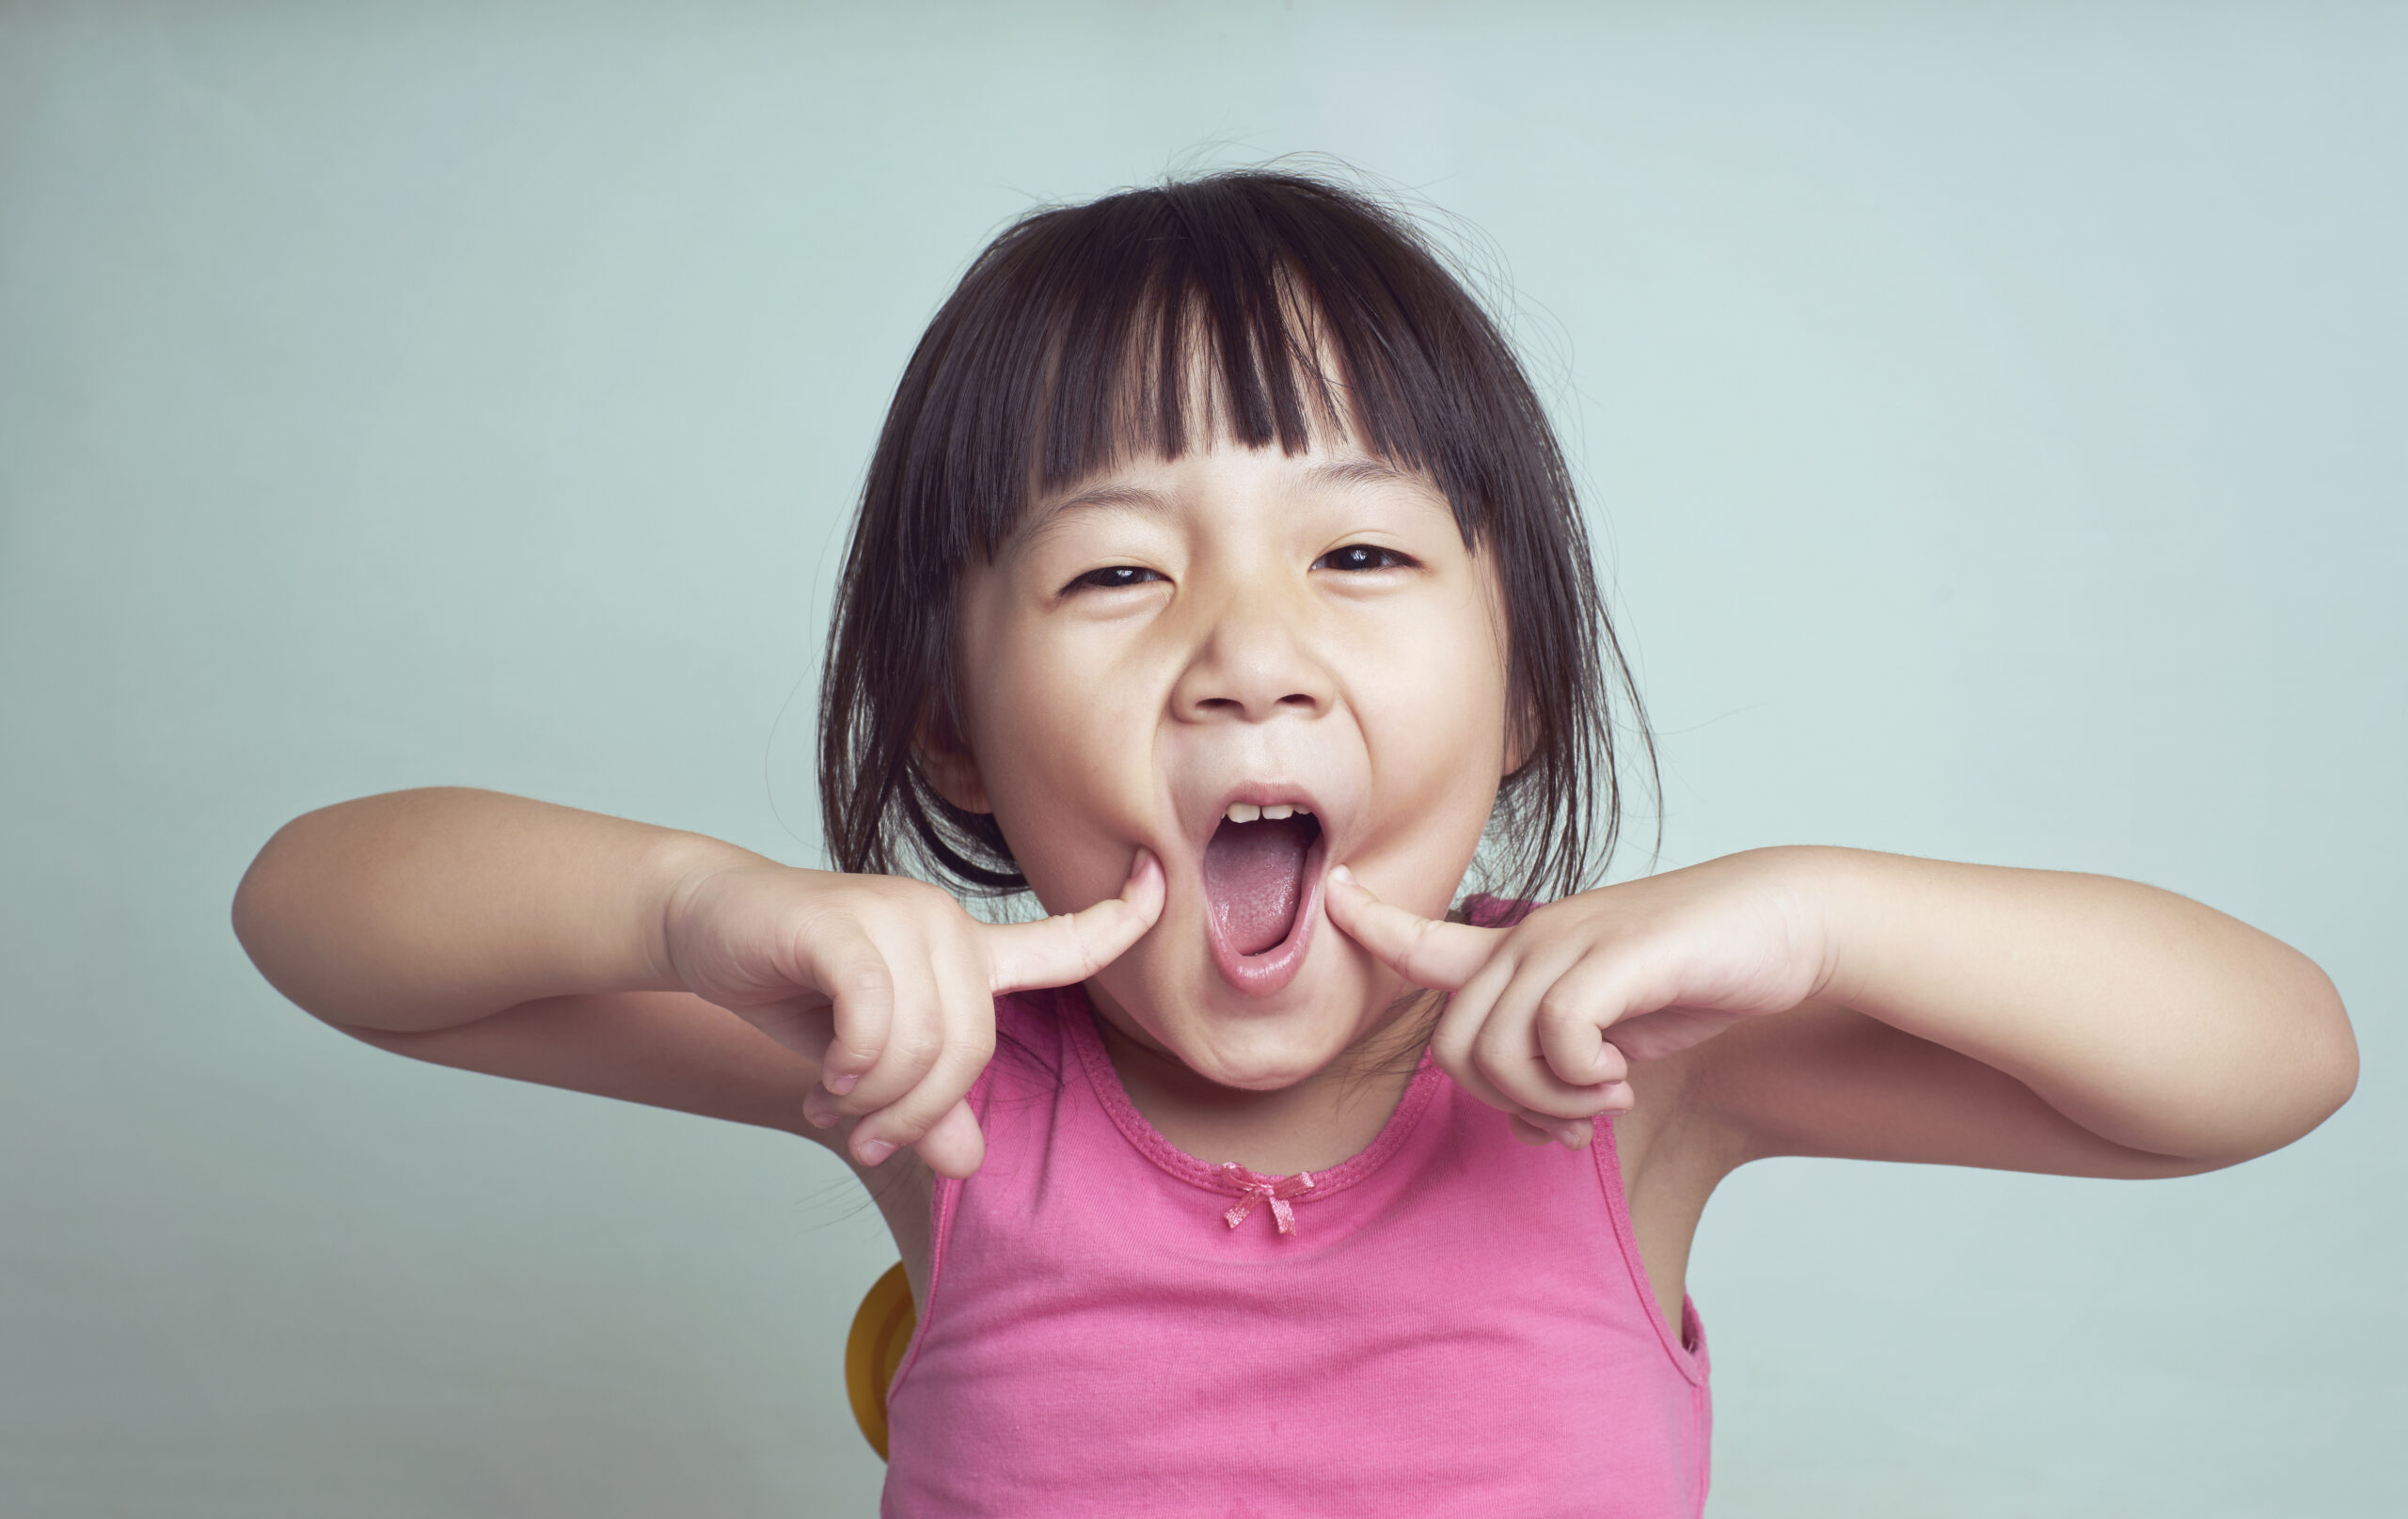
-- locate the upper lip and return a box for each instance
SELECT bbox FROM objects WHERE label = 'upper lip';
[1168,755,1362,876]
[1203,781,1326,835]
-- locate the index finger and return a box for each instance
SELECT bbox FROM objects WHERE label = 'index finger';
[1323,864,1503,992]
[979,849,1165,993]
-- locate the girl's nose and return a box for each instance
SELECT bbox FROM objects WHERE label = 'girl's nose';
[1168,599,1334,725]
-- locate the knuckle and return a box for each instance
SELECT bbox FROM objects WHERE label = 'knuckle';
[886,1024,943,1069]
[1473,1005,1529,1052]
[1056,928,1103,978]
[873,1073,977,1145]
[1429,1021,1475,1066]
[1535,989,1587,1028]
[1468,1040,1522,1086]
[1541,982,1598,1030]
[834,958,893,1000]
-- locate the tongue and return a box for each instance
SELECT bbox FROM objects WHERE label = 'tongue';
[1203,816,1314,957]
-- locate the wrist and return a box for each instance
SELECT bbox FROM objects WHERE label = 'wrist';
[1753,844,1864,1006]
[641,831,769,993]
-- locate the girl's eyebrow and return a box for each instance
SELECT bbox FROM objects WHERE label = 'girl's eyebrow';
[1044,482,1170,518]
[1015,455,1438,551]
[1010,483,1170,552]
[1307,456,1419,492]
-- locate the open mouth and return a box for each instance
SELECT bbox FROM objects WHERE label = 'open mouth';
[1201,802,1327,995]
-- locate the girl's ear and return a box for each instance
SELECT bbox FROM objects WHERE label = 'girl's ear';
[915,703,992,815]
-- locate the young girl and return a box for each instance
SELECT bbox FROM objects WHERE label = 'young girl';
[231,170,2357,1516]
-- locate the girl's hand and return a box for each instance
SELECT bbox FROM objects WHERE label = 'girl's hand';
[1323,851,1827,1150]
[660,851,1164,1179]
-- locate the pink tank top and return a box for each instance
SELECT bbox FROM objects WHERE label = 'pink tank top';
[880,984,1712,1516]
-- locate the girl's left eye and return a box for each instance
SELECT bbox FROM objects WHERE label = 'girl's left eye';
[1064,564,1165,593]
[1315,544,1416,573]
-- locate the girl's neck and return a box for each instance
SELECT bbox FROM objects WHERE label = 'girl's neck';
[1088,1001,1433,1177]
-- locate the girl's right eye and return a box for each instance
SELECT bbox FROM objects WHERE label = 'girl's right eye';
[1063,565,1164,593]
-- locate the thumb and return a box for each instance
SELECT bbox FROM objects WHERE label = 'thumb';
[978,849,1165,993]
[1323,863,1502,992]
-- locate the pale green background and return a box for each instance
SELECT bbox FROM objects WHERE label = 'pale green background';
[2,2,2400,1514]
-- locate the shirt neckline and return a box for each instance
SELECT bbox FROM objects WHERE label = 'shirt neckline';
[1058,984,1444,1207]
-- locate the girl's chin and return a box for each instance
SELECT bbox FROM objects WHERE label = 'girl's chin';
[1167,1044,1341,1093]
[1092,932,1381,1086]
[1147,1004,1372,1092]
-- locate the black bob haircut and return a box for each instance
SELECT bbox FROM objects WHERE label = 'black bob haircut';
[818,167,1656,908]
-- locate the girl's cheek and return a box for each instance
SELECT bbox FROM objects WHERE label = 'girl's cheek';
[980,701,1164,910]
[1344,671,1510,909]
[1360,655,1509,792]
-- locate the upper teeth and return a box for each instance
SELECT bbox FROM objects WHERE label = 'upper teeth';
[1226,802,1306,824]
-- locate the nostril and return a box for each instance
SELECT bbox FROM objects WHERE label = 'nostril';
[1180,686,1323,720]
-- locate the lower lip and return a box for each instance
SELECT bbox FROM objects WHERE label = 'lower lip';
[1203,828,1329,997]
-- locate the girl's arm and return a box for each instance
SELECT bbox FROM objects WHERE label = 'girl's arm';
[1326,847,2356,1174]
[232,787,746,1035]
[232,789,853,1145]
[1709,847,2357,1170]
[232,787,1161,1175]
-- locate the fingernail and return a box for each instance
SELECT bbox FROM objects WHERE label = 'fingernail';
[801,1092,837,1129]
[855,1138,895,1166]
[824,1070,858,1096]
[1537,1116,1586,1148]
[1331,864,1355,885]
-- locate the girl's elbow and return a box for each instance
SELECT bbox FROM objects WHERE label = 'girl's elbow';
[2221,974,2357,1164]
[2141,974,2355,1170]
[230,815,336,1013]
[2297,978,2359,1133]
[230,831,289,971]
[2282,952,2357,1122]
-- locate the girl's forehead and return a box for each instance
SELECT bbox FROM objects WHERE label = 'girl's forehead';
[1021,291,1404,496]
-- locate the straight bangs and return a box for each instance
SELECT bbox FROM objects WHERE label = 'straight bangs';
[820,169,1656,906]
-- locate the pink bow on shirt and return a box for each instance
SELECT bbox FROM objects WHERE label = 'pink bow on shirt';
[1213,1162,1318,1236]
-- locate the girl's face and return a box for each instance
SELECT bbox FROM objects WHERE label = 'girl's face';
[944,437,1514,1090]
